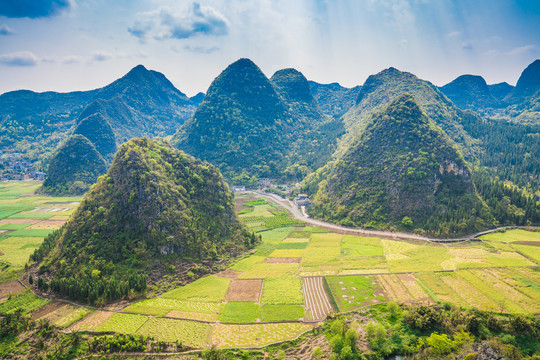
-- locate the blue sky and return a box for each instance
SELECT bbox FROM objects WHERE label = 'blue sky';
[0,0,539,96]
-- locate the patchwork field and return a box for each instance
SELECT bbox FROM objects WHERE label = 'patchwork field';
[0,182,80,282]
[0,188,539,350]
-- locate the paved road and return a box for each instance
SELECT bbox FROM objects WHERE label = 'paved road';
[250,191,522,243]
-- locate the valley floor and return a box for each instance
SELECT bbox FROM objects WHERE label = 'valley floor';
[0,182,538,351]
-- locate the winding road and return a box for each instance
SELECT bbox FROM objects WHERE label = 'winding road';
[250,191,522,243]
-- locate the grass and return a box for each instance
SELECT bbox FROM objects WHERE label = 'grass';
[231,256,265,272]
[326,275,376,312]
[7,212,54,220]
[277,242,308,249]
[259,305,304,321]
[4,229,54,237]
[0,223,31,230]
[456,270,523,314]
[137,318,210,347]
[53,307,94,328]
[387,245,451,272]
[268,249,304,258]
[96,313,149,333]
[287,231,311,238]
[414,272,468,307]
[0,236,44,267]
[510,244,540,263]
[162,276,230,302]
[261,277,303,305]
[123,298,222,316]
[0,292,50,315]
[479,229,540,243]
[237,263,299,279]
[218,302,260,323]
[211,323,312,348]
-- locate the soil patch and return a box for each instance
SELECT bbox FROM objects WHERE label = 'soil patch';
[512,241,540,246]
[68,310,113,332]
[0,219,39,225]
[166,310,218,322]
[28,220,66,229]
[234,196,259,212]
[215,269,242,279]
[226,279,263,302]
[0,281,25,298]
[262,257,302,264]
[30,301,66,320]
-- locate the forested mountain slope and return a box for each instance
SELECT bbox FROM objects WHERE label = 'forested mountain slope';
[304,94,494,237]
[38,134,107,195]
[173,59,343,182]
[0,65,197,166]
[33,138,255,304]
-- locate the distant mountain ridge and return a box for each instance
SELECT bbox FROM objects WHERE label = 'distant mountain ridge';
[172,58,343,182]
[440,75,501,110]
[308,81,361,119]
[0,65,198,167]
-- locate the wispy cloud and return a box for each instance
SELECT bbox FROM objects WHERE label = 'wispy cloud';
[0,0,71,19]
[128,2,229,41]
[91,51,113,62]
[507,44,537,56]
[180,45,220,54]
[0,24,15,35]
[0,51,39,66]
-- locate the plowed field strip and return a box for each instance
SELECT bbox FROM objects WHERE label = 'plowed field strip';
[302,277,332,321]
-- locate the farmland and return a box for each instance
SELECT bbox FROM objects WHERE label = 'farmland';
[0,188,539,350]
[0,182,80,282]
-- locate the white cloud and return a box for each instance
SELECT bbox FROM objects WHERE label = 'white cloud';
[128,2,229,41]
[507,44,537,56]
[0,51,39,66]
[92,51,113,62]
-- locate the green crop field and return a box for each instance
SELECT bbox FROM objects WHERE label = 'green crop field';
[510,244,540,263]
[0,292,50,315]
[259,304,304,321]
[231,255,265,272]
[326,275,378,312]
[211,323,312,348]
[0,223,31,230]
[96,313,149,333]
[261,277,303,304]
[219,302,260,323]
[0,236,44,267]
[4,229,54,237]
[137,318,211,347]
[162,275,231,302]
[53,306,94,328]
[480,229,540,242]
[237,263,300,279]
[124,297,222,316]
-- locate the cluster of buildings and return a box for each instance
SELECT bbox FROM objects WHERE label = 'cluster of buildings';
[0,151,46,181]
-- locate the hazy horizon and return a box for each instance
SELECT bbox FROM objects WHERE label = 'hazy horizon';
[0,0,539,96]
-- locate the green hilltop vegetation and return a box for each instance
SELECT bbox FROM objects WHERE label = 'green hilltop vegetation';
[37,134,107,196]
[308,80,362,119]
[504,59,540,104]
[0,64,198,168]
[304,94,494,236]
[440,75,502,110]
[173,59,342,183]
[488,82,514,101]
[32,138,257,304]
[73,113,117,161]
[340,67,478,158]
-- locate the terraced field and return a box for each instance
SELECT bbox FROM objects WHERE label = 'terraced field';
[1,188,539,349]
